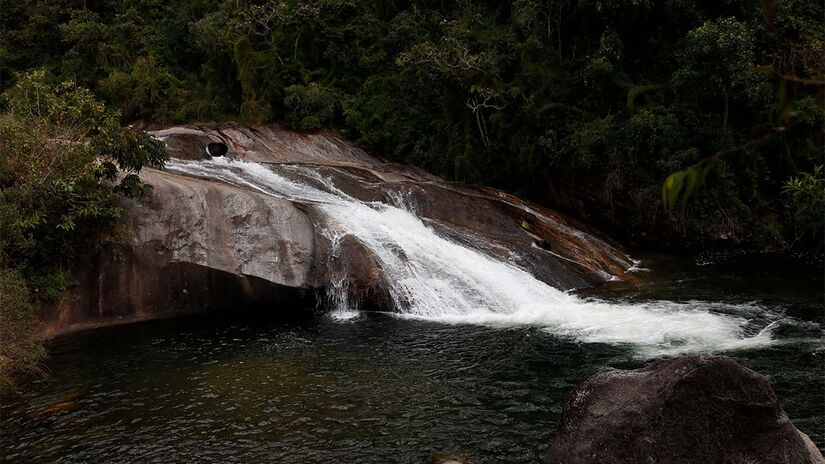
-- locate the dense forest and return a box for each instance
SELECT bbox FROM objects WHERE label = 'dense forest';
[2,0,823,249]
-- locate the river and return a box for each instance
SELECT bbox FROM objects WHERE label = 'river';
[1,252,821,463]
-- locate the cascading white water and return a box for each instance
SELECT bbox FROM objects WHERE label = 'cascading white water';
[166,158,779,356]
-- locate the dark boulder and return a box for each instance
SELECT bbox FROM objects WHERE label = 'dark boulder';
[326,234,392,311]
[548,355,824,464]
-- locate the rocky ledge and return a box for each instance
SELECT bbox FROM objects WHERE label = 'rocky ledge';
[548,355,824,464]
[43,123,632,335]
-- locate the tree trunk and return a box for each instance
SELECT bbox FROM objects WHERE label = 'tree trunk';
[722,87,729,133]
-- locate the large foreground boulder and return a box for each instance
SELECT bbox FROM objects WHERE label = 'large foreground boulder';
[548,356,824,464]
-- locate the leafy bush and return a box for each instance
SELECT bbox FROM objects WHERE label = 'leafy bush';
[0,269,45,391]
[283,83,340,130]
[0,70,168,387]
[783,166,825,243]
[99,57,190,121]
[0,70,168,267]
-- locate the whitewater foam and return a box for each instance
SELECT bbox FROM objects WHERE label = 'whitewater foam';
[165,158,780,356]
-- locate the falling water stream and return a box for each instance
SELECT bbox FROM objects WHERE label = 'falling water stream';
[164,158,778,356]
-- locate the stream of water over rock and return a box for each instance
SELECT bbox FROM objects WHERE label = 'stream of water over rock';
[163,158,780,356]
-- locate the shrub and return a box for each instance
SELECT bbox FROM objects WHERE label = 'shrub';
[283,83,340,130]
[0,269,45,391]
[0,70,168,388]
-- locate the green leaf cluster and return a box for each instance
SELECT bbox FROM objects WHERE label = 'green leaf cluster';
[1,70,167,269]
[782,165,825,242]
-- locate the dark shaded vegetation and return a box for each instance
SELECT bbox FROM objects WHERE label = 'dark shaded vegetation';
[2,0,822,249]
[0,71,167,388]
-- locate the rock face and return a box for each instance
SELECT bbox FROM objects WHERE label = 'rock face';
[43,168,321,336]
[547,356,824,464]
[44,123,633,335]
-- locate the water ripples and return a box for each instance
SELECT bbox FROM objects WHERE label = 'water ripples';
[2,309,822,463]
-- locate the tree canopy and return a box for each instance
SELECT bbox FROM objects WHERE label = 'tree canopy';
[1,0,823,248]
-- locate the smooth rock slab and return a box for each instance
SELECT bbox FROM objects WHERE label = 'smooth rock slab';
[547,355,824,464]
[44,124,634,335]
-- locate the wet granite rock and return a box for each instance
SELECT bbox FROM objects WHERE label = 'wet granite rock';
[547,355,824,464]
[44,123,634,335]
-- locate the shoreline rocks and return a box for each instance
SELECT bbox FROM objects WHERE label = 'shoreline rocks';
[547,355,824,464]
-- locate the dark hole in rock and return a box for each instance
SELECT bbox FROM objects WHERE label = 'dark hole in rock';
[206,142,228,157]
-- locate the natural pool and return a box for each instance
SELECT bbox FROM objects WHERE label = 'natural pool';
[2,253,822,463]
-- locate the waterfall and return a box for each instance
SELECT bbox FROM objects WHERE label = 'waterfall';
[166,158,778,356]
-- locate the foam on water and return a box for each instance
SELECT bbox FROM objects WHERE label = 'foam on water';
[166,158,780,356]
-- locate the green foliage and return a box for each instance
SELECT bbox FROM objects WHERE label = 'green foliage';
[284,83,340,130]
[0,70,168,269]
[99,57,190,121]
[0,269,45,391]
[1,0,822,249]
[662,163,712,215]
[234,36,278,123]
[0,71,168,384]
[672,18,770,107]
[782,166,825,242]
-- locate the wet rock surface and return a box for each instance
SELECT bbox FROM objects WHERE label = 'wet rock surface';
[46,124,633,334]
[547,355,825,464]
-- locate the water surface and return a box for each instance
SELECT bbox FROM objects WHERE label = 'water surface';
[1,253,822,463]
